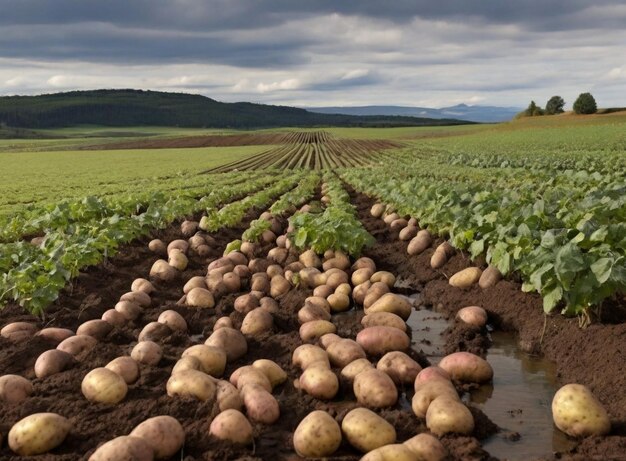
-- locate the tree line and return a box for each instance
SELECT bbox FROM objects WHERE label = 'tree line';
[521,92,597,117]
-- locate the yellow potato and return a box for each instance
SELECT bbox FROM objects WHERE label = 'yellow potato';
[299,320,336,342]
[293,411,342,458]
[186,287,215,308]
[353,369,398,408]
[157,310,187,332]
[361,312,407,332]
[181,345,226,377]
[36,327,74,344]
[166,369,216,401]
[81,368,128,404]
[361,444,418,461]
[448,267,482,289]
[130,415,185,459]
[105,356,140,384]
[241,308,274,335]
[407,230,432,256]
[365,293,412,320]
[292,344,329,370]
[326,339,366,368]
[376,351,422,385]
[340,358,374,383]
[205,327,248,361]
[56,334,97,357]
[426,396,474,435]
[404,433,448,461]
[438,352,493,383]
[412,380,459,418]
[478,265,502,288]
[1,322,37,342]
[8,413,71,455]
[252,359,287,388]
[552,384,611,437]
[215,380,244,411]
[356,326,410,355]
[341,407,396,453]
[131,341,163,366]
[299,364,339,399]
[150,259,178,281]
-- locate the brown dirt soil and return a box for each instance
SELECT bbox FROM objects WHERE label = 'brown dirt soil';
[349,187,626,461]
[83,133,294,150]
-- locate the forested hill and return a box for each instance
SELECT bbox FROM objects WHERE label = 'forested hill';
[0,89,473,129]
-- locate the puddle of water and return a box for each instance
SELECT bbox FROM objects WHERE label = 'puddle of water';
[406,308,449,362]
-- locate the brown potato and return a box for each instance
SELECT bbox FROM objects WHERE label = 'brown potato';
[183,276,206,293]
[209,409,253,444]
[213,316,233,331]
[298,304,332,324]
[120,290,151,307]
[182,345,226,377]
[361,444,417,461]
[105,356,140,384]
[340,358,374,383]
[157,310,187,332]
[36,327,74,344]
[35,350,74,379]
[166,369,216,401]
[205,327,247,361]
[77,319,113,340]
[138,322,172,342]
[168,250,188,271]
[404,433,448,461]
[326,339,366,368]
[57,334,97,357]
[399,225,418,241]
[376,351,422,385]
[293,410,342,458]
[383,212,399,225]
[449,267,483,289]
[390,219,408,232]
[131,341,163,366]
[88,436,153,461]
[148,239,167,255]
[167,239,189,254]
[415,366,452,385]
[299,320,337,342]
[234,293,260,314]
[114,300,142,320]
[412,380,460,418]
[181,220,198,237]
[130,415,185,459]
[292,344,329,370]
[370,203,385,218]
[299,363,339,399]
[426,396,474,435]
[304,296,331,313]
[319,333,342,349]
[334,283,352,297]
[241,383,280,424]
[300,267,321,288]
[226,251,248,266]
[8,413,71,456]
[252,359,287,388]
[1,322,37,342]
[353,369,398,408]
[365,293,412,320]
[352,257,376,272]
[356,326,410,356]
[215,379,244,411]
[456,306,488,327]
[342,407,396,453]
[0,374,33,403]
[241,308,273,335]
[150,259,178,282]
[430,248,448,270]
[479,265,502,288]
[407,229,433,256]
[438,352,493,383]
[361,312,407,332]
[81,368,128,404]
[101,309,126,327]
[222,272,241,293]
[270,275,291,298]
[326,271,349,290]
[300,249,322,269]
[186,287,215,308]
[370,271,396,287]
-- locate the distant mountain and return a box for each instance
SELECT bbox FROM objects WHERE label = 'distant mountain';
[0,90,475,129]
[305,104,521,123]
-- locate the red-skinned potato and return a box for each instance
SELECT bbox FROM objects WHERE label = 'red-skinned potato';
[36,327,74,344]
[241,383,280,424]
[356,326,410,355]
[105,356,139,384]
[35,350,74,379]
[0,374,33,403]
[57,334,97,357]
[456,306,488,327]
[361,312,407,332]
[415,366,452,385]
[209,409,253,444]
[88,436,153,461]
[1,322,37,342]
[130,415,185,459]
[438,351,493,383]
[376,351,422,385]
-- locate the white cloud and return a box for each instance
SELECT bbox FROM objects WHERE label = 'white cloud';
[256,78,300,93]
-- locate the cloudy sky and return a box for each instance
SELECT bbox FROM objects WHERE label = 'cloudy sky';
[1,0,625,108]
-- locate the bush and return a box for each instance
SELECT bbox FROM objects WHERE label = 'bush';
[545,96,565,115]
[523,101,544,117]
[573,93,597,114]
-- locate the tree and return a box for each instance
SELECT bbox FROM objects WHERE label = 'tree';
[573,93,597,114]
[545,96,565,115]
[524,100,544,116]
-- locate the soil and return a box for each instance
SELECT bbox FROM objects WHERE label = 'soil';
[1,190,624,461]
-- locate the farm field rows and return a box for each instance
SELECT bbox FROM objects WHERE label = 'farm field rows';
[0,115,625,461]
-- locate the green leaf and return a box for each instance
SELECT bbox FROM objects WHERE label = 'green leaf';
[590,257,612,284]
[543,285,563,313]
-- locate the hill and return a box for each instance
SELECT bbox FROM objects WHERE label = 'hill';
[305,103,521,123]
[0,89,474,129]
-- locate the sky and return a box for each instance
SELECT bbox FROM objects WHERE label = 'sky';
[1,1,625,109]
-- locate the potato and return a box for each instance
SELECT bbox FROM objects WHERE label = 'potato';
[77,319,113,340]
[167,369,216,401]
[438,352,493,383]
[407,230,433,256]
[300,320,336,342]
[370,271,396,288]
[334,282,352,297]
[89,436,154,461]
[169,250,188,271]
[1,322,37,342]
[148,238,167,255]
[292,344,329,370]
[120,290,151,307]
[365,293,412,320]
[35,350,74,379]
[299,267,321,288]
[552,383,611,437]
[215,379,244,411]
[105,356,139,384]
[404,433,448,461]
[399,225,418,241]
[101,309,126,327]
[209,409,253,444]
[377,351,422,385]
[326,339,366,368]
[449,267,482,289]
[130,415,185,459]
[415,366,451,385]
[226,251,248,266]
[412,380,459,418]
[82,367,128,404]
[341,359,374,382]
[150,259,178,281]
[182,345,226,377]
[181,220,198,236]
[213,316,233,331]
[371,203,385,218]
[186,287,215,308]
[299,364,339,399]
[352,282,371,305]
[183,276,206,293]
[232,367,272,392]
[131,341,163,366]
[241,308,273,335]
[252,359,287,388]
[157,310,187,332]
[390,219,408,232]
[342,407,396,453]
[326,271,349,289]
[456,306,488,327]
[305,296,331,313]
[356,326,410,356]
[167,239,189,254]
[383,212,399,225]
[364,282,390,309]
[430,247,449,269]
[241,383,280,424]
[0,374,33,403]
[36,327,74,344]
[361,444,417,461]
[240,241,255,256]
[233,264,251,279]
[266,263,284,278]
[57,334,97,357]
[293,411,342,458]
[479,265,502,288]
[361,312,407,332]
[327,293,351,313]
[298,304,331,324]
[114,300,142,320]
[354,369,398,408]
[352,257,376,272]
[208,257,234,275]
[222,272,241,293]
[8,413,71,455]
[319,333,342,349]
[270,275,291,298]
[259,297,279,314]
[250,273,270,292]
[426,396,474,435]
[352,268,374,286]
[205,327,247,361]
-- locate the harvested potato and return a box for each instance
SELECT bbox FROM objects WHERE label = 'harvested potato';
[222,272,241,293]
[293,411,342,458]
[341,359,374,383]
[352,282,371,305]
[305,296,331,313]
[172,356,202,375]
[300,320,337,342]
[354,369,398,408]
[138,322,174,342]
[383,212,400,225]
[186,287,215,309]
[35,350,74,379]
[57,334,97,357]
[456,306,488,327]
[478,265,502,288]
[259,297,279,314]
[234,293,259,314]
[552,383,611,437]
[131,277,155,294]
[412,380,459,418]
[328,293,351,313]
[232,367,272,392]
[356,326,410,355]
[327,339,366,368]
[399,225,418,241]
[0,374,33,403]
[407,230,433,256]
[361,312,407,332]
[1,322,37,342]
[88,436,153,461]
[365,293,412,320]
[270,275,291,298]
[438,352,493,383]
[226,251,248,266]
[377,351,422,385]
[292,344,329,370]
[157,310,187,332]
[266,263,284,278]
[370,271,396,288]
[298,304,331,324]
[361,444,417,461]
[241,308,273,335]
[148,239,167,255]
[120,291,151,307]
[213,316,233,331]
[36,327,74,344]
[105,356,139,384]
[390,219,408,232]
[167,239,189,254]
[168,250,188,271]
[209,409,253,444]
[101,309,126,326]
[215,379,244,411]
[183,276,206,293]
[430,243,451,269]
[363,282,390,309]
[130,415,185,459]
[166,369,216,401]
[8,413,71,455]
[299,363,339,399]
[77,319,113,340]
[82,367,128,404]
[181,220,198,236]
[319,333,342,349]
[342,407,396,453]
[371,203,385,218]
[449,267,482,289]
[403,433,448,461]
[252,359,287,388]
[114,300,142,320]
[415,366,451,385]
[352,257,376,272]
[325,271,349,290]
[352,268,374,286]
[426,396,474,435]
[181,345,226,377]
[241,383,280,424]
[205,327,247,361]
[150,259,178,282]
[131,341,163,366]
